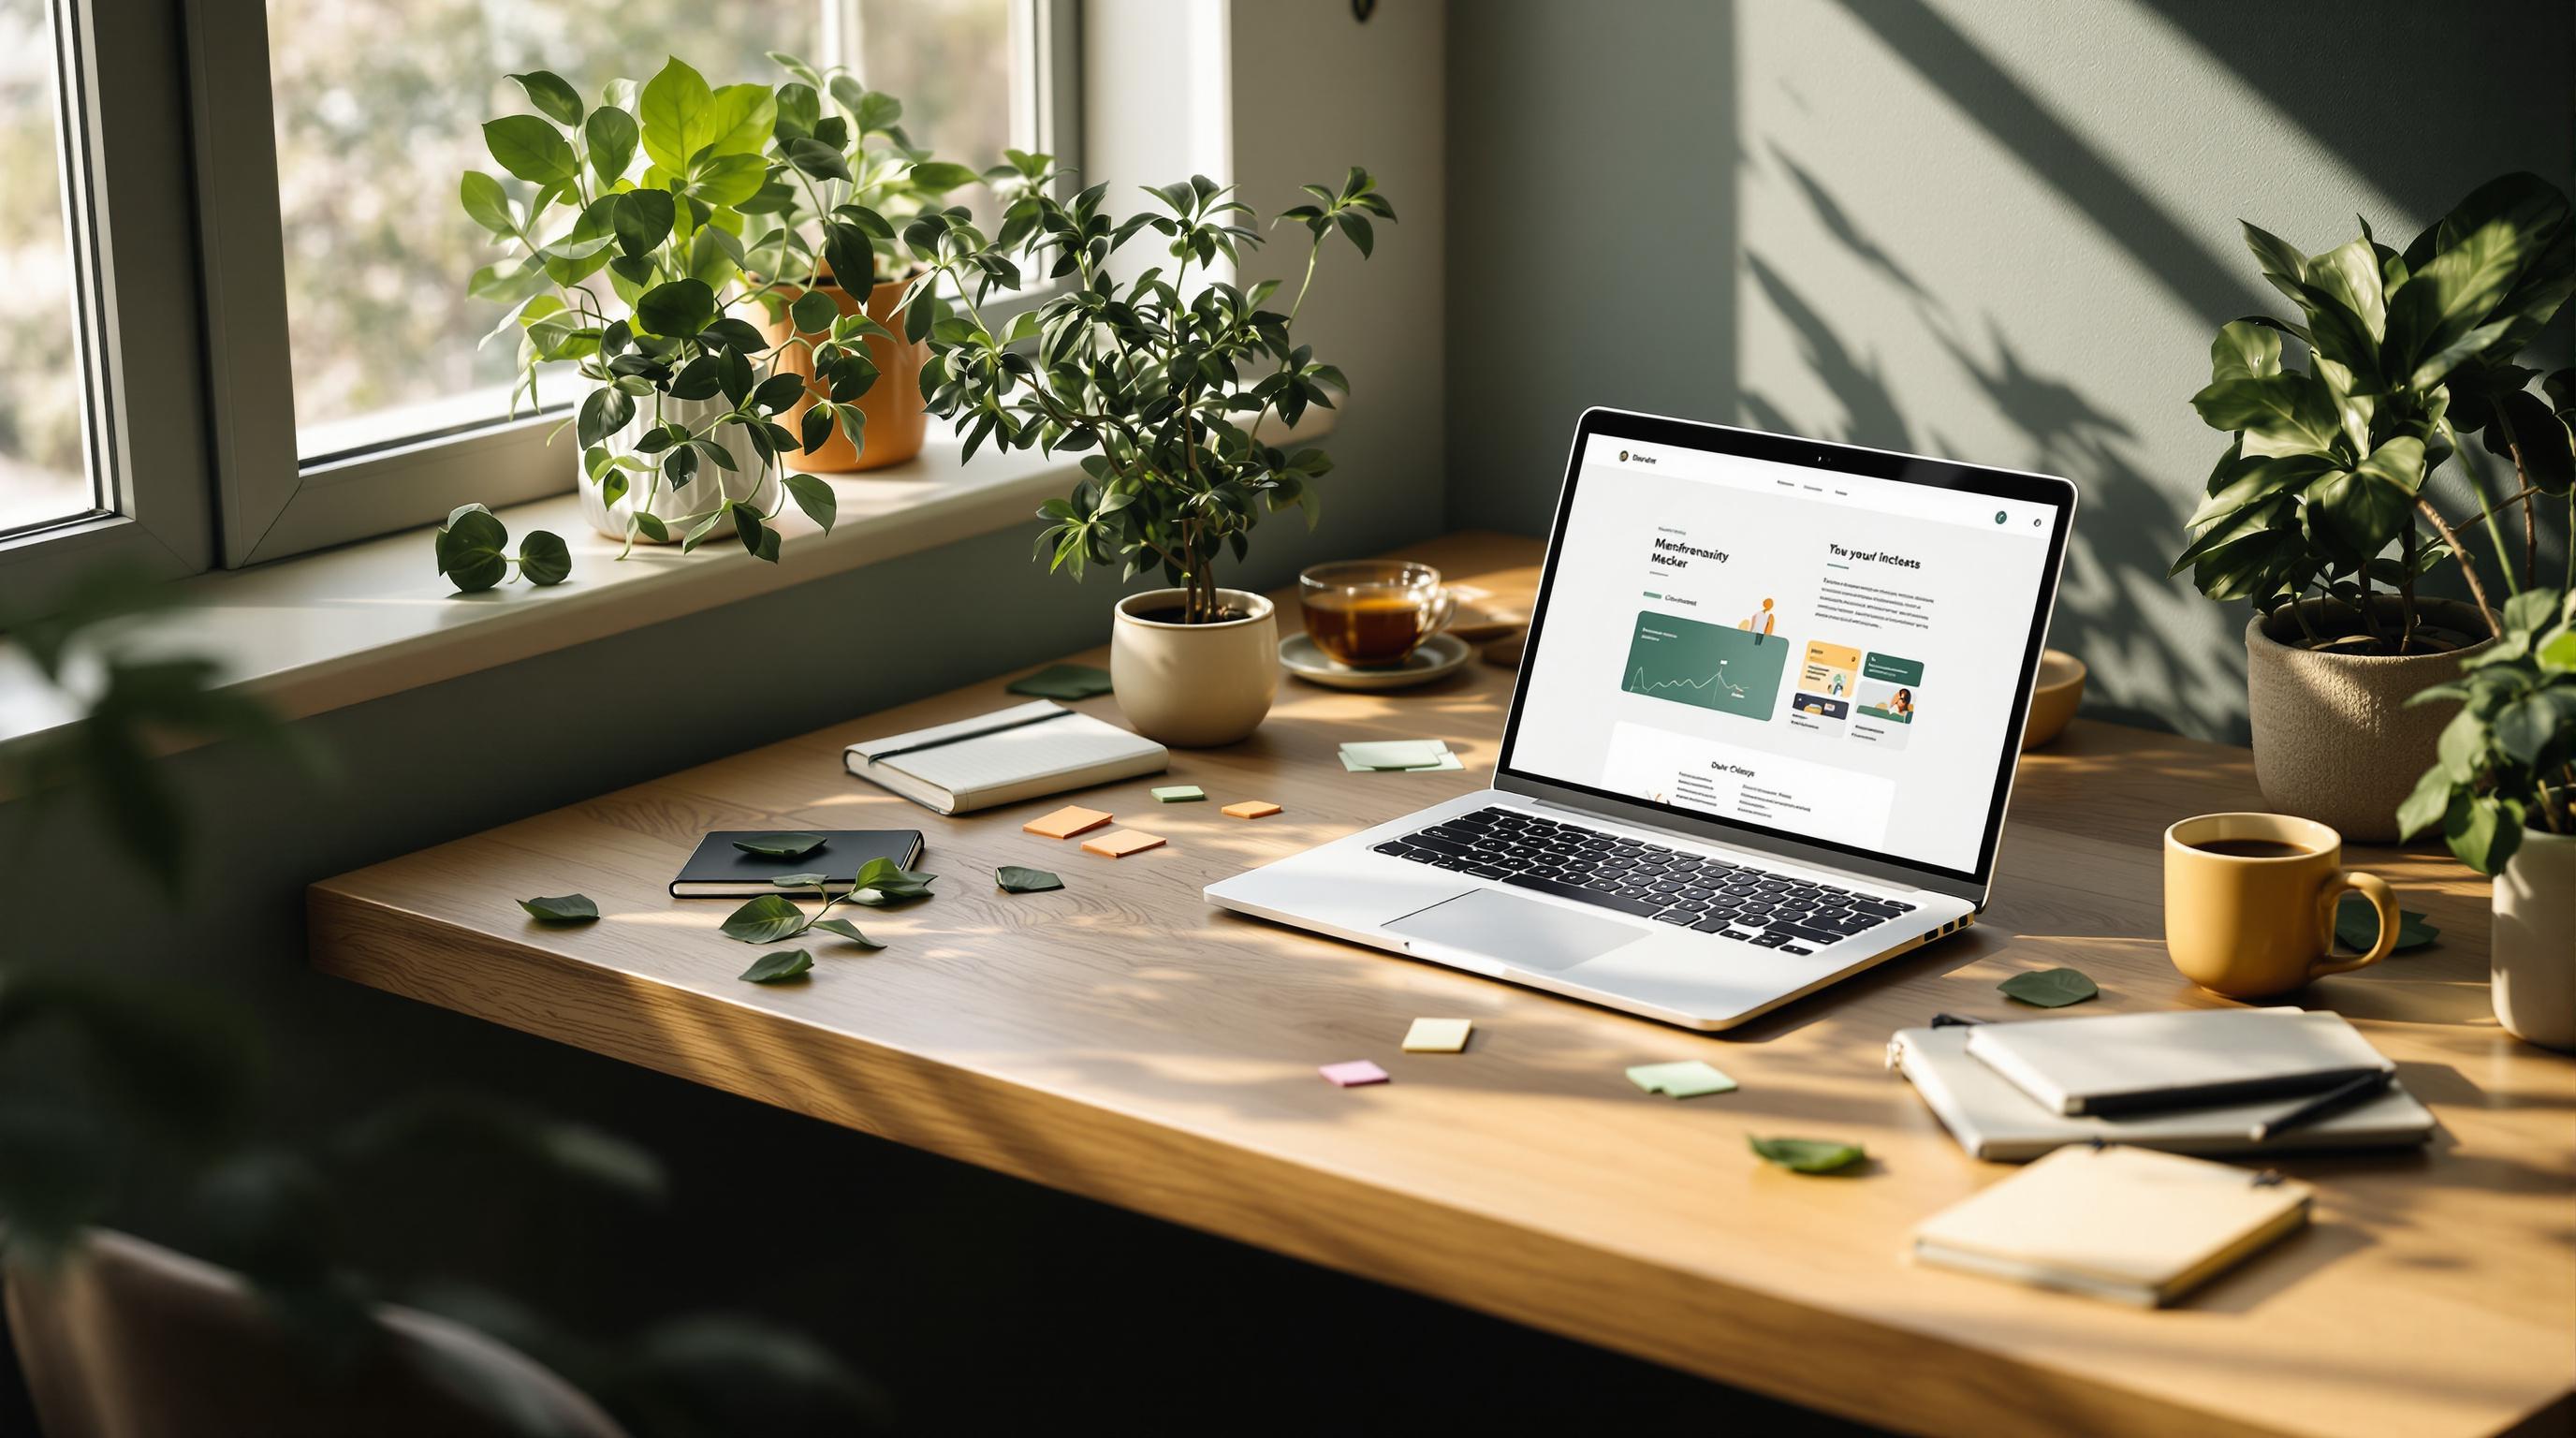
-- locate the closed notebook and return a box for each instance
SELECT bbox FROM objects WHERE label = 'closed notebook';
[1889,1023,2435,1161]
[1911,1144,2313,1307]
[670,830,925,898]
[843,700,1167,815]
[1965,1008,2394,1117]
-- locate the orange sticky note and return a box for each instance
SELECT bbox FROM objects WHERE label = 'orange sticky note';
[1025,805,1114,839]
[1081,829,1166,858]
[1222,800,1283,819]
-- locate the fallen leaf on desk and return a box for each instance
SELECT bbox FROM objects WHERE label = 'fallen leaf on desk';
[520,894,599,924]
[996,865,1063,893]
[722,894,810,944]
[1998,966,2100,1008]
[2336,896,2437,953]
[733,832,827,859]
[847,857,935,905]
[1006,663,1114,699]
[809,917,883,949]
[739,949,813,984]
[1749,1135,1866,1174]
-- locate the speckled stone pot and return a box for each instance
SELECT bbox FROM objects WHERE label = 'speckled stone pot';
[2244,597,2492,842]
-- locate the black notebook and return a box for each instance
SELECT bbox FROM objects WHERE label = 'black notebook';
[669,830,926,898]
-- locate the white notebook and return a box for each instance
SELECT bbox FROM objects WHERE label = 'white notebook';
[1965,1008,2395,1117]
[1890,1022,2434,1161]
[843,700,1167,815]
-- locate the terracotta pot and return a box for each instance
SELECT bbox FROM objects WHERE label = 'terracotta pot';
[2494,821,2576,1050]
[762,271,929,472]
[1110,588,1280,747]
[574,389,777,543]
[2244,596,2492,842]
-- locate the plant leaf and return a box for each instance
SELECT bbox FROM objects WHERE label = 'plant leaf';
[520,893,599,923]
[2334,896,2437,954]
[739,949,812,984]
[517,530,571,587]
[847,857,934,905]
[996,865,1062,893]
[809,917,884,949]
[769,873,829,888]
[1748,1135,1866,1174]
[483,114,578,186]
[733,832,827,858]
[1997,966,2100,1007]
[721,894,810,944]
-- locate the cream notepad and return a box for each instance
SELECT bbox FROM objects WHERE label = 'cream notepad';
[1911,1145,2312,1307]
[844,701,1166,815]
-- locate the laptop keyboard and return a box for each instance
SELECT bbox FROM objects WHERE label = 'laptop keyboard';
[1373,806,1915,955]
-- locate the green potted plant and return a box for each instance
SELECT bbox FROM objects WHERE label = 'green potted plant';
[2399,587,2576,1049]
[462,60,925,558]
[2174,172,2574,838]
[898,158,1395,745]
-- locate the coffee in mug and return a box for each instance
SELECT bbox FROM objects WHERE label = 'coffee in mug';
[1300,561,1454,667]
[2162,813,2398,999]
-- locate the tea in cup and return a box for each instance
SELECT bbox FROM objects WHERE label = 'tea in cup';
[1299,561,1455,668]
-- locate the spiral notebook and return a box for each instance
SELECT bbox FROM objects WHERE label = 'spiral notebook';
[842,700,1167,814]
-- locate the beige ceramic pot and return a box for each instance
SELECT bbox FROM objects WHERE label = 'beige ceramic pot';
[2244,596,2491,842]
[575,389,778,542]
[1111,588,1279,747]
[2494,822,2576,1051]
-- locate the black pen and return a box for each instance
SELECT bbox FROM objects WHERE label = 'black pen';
[2250,1069,2394,1142]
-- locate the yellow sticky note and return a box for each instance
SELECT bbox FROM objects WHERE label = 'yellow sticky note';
[1402,1018,1473,1053]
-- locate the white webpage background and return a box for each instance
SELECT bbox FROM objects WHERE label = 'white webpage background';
[1512,436,2057,873]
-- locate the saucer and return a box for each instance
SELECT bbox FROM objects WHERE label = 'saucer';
[1281,632,1475,690]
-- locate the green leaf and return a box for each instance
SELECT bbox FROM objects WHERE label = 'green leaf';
[435,505,509,592]
[848,857,934,905]
[460,171,514,235]
[730,500,766,555]
[578,386,635,448]
[508,70,584,126]
[782,472,836,533]
[2334,896,2437,954]
[637,56,712,176]
[733,832,827,858]
[739,949,812,984]
[784,136,853,183]
[483,114,578,186]
[721,894,810,944]
[1748,1136,1866,1175]
[2208,318,2283,384]
[703,82,776,156]
[2437,706,2487,784]
[769,873,829,888]
[2445,792,2523,875]
[810,917,884,949]
[996,865,1062,893]
[632,511,669,544]
[1338,211,1375,257]
[612,189,676,259]
[789,288,839,336]
[907,160,980,194]
[519,893,598,923]
[1997,966,2100,1007]
[2312,435,2424,555]
[518,530,571,586]
[2495,694,2558,766]
[636,278,716,337]
[584,107,637,187]
[752,371,810,415]
[2383,205,2548,383]
[2190,374,2340,458]
[2396,763,2453,839]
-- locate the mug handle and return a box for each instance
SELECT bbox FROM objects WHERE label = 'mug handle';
[2309,870,2399,979]
[1425,587,1456,636]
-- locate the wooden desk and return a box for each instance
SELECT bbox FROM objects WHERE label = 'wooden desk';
[311,532,2574,1438]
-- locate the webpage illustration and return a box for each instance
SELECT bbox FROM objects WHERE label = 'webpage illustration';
[1512,437,2058,873]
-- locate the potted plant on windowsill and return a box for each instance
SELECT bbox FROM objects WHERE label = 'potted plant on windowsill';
[461,60,941,558]
[2174,173,2574,839]
[2399,587,2576,1049]
[900,159,1395,746]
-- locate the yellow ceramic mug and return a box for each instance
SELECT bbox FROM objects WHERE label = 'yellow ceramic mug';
[2162,813,2399,999]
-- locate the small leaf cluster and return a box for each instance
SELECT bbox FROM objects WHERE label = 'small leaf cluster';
[2399,587,2576,873]
[717,858,936,966]
[2175,173,2574,651]
[435,504,570,592]
[898,158,1394,623]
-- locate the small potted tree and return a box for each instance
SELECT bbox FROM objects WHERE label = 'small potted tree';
[898,158,1395,745]
[2174,173,2573,838]
[2399,587,2576,1049]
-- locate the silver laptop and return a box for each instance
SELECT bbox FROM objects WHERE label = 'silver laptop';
[1208,408,2078,1031]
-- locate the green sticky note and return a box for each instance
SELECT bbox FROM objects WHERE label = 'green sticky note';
[1152,785,1206,803]
[1006,663,1114,699]
[1339,739,1451,769]
[1625,1060,1738,1098]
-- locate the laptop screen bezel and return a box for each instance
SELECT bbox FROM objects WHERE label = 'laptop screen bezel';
[1491,407,2078,899]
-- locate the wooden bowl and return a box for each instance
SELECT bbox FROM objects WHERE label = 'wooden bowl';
[2021,649,2086,750]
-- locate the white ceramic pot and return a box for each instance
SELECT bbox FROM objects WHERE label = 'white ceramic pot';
[2494,824,2576,1051]
[574,389,779,542]
[1110,588,1279,747]
[2244,596,2492,841]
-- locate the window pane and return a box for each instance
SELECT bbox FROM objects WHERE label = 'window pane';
[0,0,98,537]
[852,0,1017,219]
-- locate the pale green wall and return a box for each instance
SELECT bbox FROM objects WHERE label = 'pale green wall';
[1448,0,2575,740]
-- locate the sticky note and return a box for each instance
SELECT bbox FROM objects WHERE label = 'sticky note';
[1402,1018,1472,1053]
[1339,739,1451,769]
[1081,829,1166,858]
[1625,1060,1738,1098]
[1151,785,1206,803]
[1024,805,1113,839]
[1340,751,1465,772]
[1319,1060,1389,1087]
[1222,800,1283,819]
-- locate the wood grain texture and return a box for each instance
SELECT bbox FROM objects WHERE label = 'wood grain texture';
[310,532,2575,1438]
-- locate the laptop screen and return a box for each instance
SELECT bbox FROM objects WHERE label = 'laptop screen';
[1498,414,2072,884]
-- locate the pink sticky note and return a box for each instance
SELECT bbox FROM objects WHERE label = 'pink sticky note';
[1319,1060,1389,1088]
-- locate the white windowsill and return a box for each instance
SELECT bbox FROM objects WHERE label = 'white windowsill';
[0,412,1327,770]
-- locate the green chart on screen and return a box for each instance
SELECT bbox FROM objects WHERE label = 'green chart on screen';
[1619,611,1789,720]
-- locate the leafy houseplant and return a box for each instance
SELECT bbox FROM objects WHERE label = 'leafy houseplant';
[887,159,1394,742]
[2399,587,2576,1049]
[2172,173,2575,837]
[461,56,973,560]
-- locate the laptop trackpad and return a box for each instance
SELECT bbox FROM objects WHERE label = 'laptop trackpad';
[1384,888,1643,972]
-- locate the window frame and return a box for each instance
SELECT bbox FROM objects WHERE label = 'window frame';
[0,0,218,594]
[188,0,1082,569]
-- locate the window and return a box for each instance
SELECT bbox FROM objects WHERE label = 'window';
[189,0,1076,566]
[0,0,90,538]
